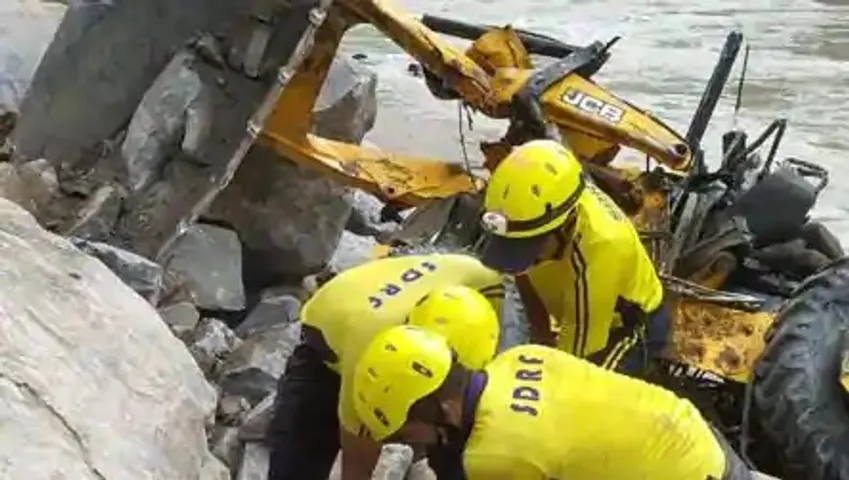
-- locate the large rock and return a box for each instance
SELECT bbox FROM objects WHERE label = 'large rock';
[329,230,378,272]
[188,318,243,375]
[12,0,328,261]
[344,188,395,239]
[216,322,302,406]
[0,197,225,479]
[234,287,301,339]
[161,224,246,311]
[10,0,237,165]
[311,56,378,143]
[119,49,212,194]
[70,237,164,303]
[108,42,267,258]
[206,56,378,288]
[158,301,201,340]
[0,0,65,112]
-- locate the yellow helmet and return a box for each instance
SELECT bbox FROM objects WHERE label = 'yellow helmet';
[408,285,499,370]
[352,325,453,441]
[480,139,585,273]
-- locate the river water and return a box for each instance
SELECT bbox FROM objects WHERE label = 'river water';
[339,0,849,244]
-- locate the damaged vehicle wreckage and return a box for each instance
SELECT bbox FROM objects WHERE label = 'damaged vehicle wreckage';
[6,0,849,478]
[229,0,849,478]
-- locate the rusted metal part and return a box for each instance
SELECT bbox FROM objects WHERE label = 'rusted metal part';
[687,250,738,290]
[666,296,773,382]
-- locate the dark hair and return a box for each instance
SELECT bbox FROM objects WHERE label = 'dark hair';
[406,354,471,424]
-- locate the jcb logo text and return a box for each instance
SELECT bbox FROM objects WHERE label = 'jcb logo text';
[561,89,624,124]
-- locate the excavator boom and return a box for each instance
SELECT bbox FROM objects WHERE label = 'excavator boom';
[255,0,692,207]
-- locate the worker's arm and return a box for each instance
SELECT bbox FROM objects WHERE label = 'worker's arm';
[340,427,382,480]
[515,274,556,346]
[463,452,546,480]
[338,371,384,480]
[569,242,624,357]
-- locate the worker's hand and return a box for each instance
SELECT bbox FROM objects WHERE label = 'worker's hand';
[340,428,382,480]
[515,274,557,348]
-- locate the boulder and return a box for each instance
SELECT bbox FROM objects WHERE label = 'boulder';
[70,237,164,303]
[118,49,211,194]
[311,56,378,143]
[106,42,249,258]
[188,318,243,375]
[0,197,225,478]
[10,0,237,166]
[344,189,396,239]
[234,287,301,339]
[0,0,65,112]
[206,55,378,288]
[158,301,201,340]
[217,322,301,405]
[329,231,378,272]
[161,224,245,311]
[13,0,343,261]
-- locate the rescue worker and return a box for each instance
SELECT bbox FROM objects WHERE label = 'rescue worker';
[353,325,754,480]
[266,253,504,480]
[478,139,670,376]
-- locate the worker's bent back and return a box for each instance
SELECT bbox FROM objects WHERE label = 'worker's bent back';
[463,344,728,480]
[301,253,503,434]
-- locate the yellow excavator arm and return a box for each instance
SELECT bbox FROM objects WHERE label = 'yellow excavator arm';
[255,0,691,208]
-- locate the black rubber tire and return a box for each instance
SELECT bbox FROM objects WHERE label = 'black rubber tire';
[801,221,845,261]
[753,256,849,480]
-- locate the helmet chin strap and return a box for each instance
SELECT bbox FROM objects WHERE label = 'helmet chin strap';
[548,213,578,261]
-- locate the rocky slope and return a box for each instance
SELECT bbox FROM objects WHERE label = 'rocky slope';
[0,197,228,479]
[0,1,416,478]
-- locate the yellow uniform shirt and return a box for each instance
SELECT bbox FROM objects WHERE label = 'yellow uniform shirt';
[463,344,726,480]
[526,182,663,357]
[301,253,503,434]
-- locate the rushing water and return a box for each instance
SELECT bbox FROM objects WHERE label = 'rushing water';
[338,0,849,244]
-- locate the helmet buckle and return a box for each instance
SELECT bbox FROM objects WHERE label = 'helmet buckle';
[481,211,508,234]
